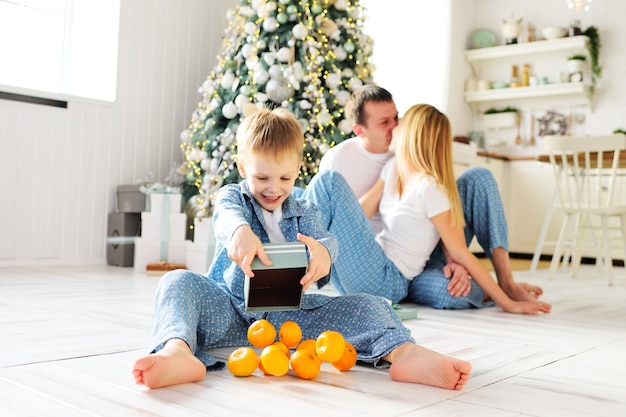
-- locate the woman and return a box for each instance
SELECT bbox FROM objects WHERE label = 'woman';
[301,104,551,314]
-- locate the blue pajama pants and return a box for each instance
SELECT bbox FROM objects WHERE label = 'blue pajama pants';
[150,270,414,369]
[299,167,507,309]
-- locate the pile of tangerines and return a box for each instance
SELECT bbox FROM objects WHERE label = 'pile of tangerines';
[227,319,357,380]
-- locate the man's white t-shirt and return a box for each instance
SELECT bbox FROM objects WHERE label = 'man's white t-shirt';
[319,137,392,234]
[376,158,450,279]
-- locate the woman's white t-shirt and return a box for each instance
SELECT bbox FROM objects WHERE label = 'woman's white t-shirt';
[375,158,450,279]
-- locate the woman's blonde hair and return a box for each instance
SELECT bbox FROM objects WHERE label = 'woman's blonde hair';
[236,107,304,164]
[394,104,464,228]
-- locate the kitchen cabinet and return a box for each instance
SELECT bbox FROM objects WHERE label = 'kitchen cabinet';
[463,36,592,113]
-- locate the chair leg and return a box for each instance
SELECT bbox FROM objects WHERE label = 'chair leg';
[549,213,572,280]
[600,215,613,286]
[530,191,556,275]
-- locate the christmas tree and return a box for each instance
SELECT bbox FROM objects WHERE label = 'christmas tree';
[180,0,375,219]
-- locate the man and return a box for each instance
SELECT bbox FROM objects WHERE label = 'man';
[319,85,397,235]
[317,85,544,306]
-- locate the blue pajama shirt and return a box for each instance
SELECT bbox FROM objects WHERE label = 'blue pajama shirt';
[149,180,414,370]
[299,167,505,309]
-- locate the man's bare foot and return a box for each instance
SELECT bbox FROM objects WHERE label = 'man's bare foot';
[132,338,206,389]
[518,282,543,298]
[386,343,472,390]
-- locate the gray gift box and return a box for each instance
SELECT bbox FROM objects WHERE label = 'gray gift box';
[244,242,308,312]
[106,212,141,266]
[116,184,146,213]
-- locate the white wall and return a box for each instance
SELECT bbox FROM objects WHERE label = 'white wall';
[1,0,624,266]
[0,0,238,266]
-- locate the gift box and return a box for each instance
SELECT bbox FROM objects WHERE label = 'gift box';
[116,184,146,213]
[186,241,215,274]
[106,212,141,267]
[193,217,215,244]
[147,193,182,214]
[133,237,188,273]
[140,212,187,242]
[244,243,308,312]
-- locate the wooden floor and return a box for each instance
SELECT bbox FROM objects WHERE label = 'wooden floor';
[1,263,625,416]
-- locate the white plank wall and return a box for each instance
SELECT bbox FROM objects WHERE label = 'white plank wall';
[0,0,238,266]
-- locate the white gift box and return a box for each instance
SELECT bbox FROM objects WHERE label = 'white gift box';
[141,212,187,242]
[186,241,215,274]
[148,193,182,214]
[193,217,215,244]
[133,237,189,273]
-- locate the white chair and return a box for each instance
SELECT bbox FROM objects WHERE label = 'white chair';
[531,134,626,285]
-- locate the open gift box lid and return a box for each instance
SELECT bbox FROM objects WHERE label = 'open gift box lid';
[244,242,308,312]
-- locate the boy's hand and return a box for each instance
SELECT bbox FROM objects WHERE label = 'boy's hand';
[228,225,271,277]
[297,233,331,291]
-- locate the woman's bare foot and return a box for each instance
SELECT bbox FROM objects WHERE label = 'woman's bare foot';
[132,338,206,389]
[502,281,545,303]
[386,343,472,390]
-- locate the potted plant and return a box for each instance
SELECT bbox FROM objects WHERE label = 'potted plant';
[567,54,586,82]
[582,25,602,93]
[483,106,519,129]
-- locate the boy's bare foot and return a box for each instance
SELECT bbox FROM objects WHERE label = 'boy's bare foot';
[132,338,206,389]
[386,343,472,390]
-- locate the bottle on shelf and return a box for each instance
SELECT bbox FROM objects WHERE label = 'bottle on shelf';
[510,65,521,88]
[525,22,535,42]
[521,64,530,87]
[569,19,582,37]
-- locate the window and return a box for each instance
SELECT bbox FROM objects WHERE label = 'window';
[361,0,450,114]
[0,0,120,102]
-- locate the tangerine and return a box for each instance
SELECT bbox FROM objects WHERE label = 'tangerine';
[290,349,322,380]
[279,320,302,348]
[315,330,346,363]
[332,341,357,371]
[247,319,277,349]
[227,347,259,377]
[296,339,317,352]
[259,344,290,376]
[272,341,290,358]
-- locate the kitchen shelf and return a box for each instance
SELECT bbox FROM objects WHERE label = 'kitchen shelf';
[463,35,593,113]
[464,36,590,75]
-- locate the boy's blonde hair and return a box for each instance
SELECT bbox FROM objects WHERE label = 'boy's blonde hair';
[236,108,304,164]
[394,104,464,228]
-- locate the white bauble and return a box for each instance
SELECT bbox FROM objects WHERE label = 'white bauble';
[240,85,252,96]
[256,92,269,102]
[335,0,348,10]
[222,102,239,119]
[338,118,353,134]
[334,47,347,61]
[266,78,295,103]
[198,150,208,160]
[292,23,308,40]
[244,21,257,35]
[220,71,235,89]
[235,94,248,109]
[299,100,312,110]
[180,129,190,143]
[241,43,255,59]
[325,73,341,89]
[277,47,291,63]
[317,109,332,125]
[262,17,278,32]
[254,69,269,86]
[266,1,277,11]
[189,148,202,161]
[342,68,354,78]
[262,52,276,66]
[335,89,351,106]
[348,77,363,91]
[268,64,282,79]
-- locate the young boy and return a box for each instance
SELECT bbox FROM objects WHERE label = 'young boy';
[132,108,471,390]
